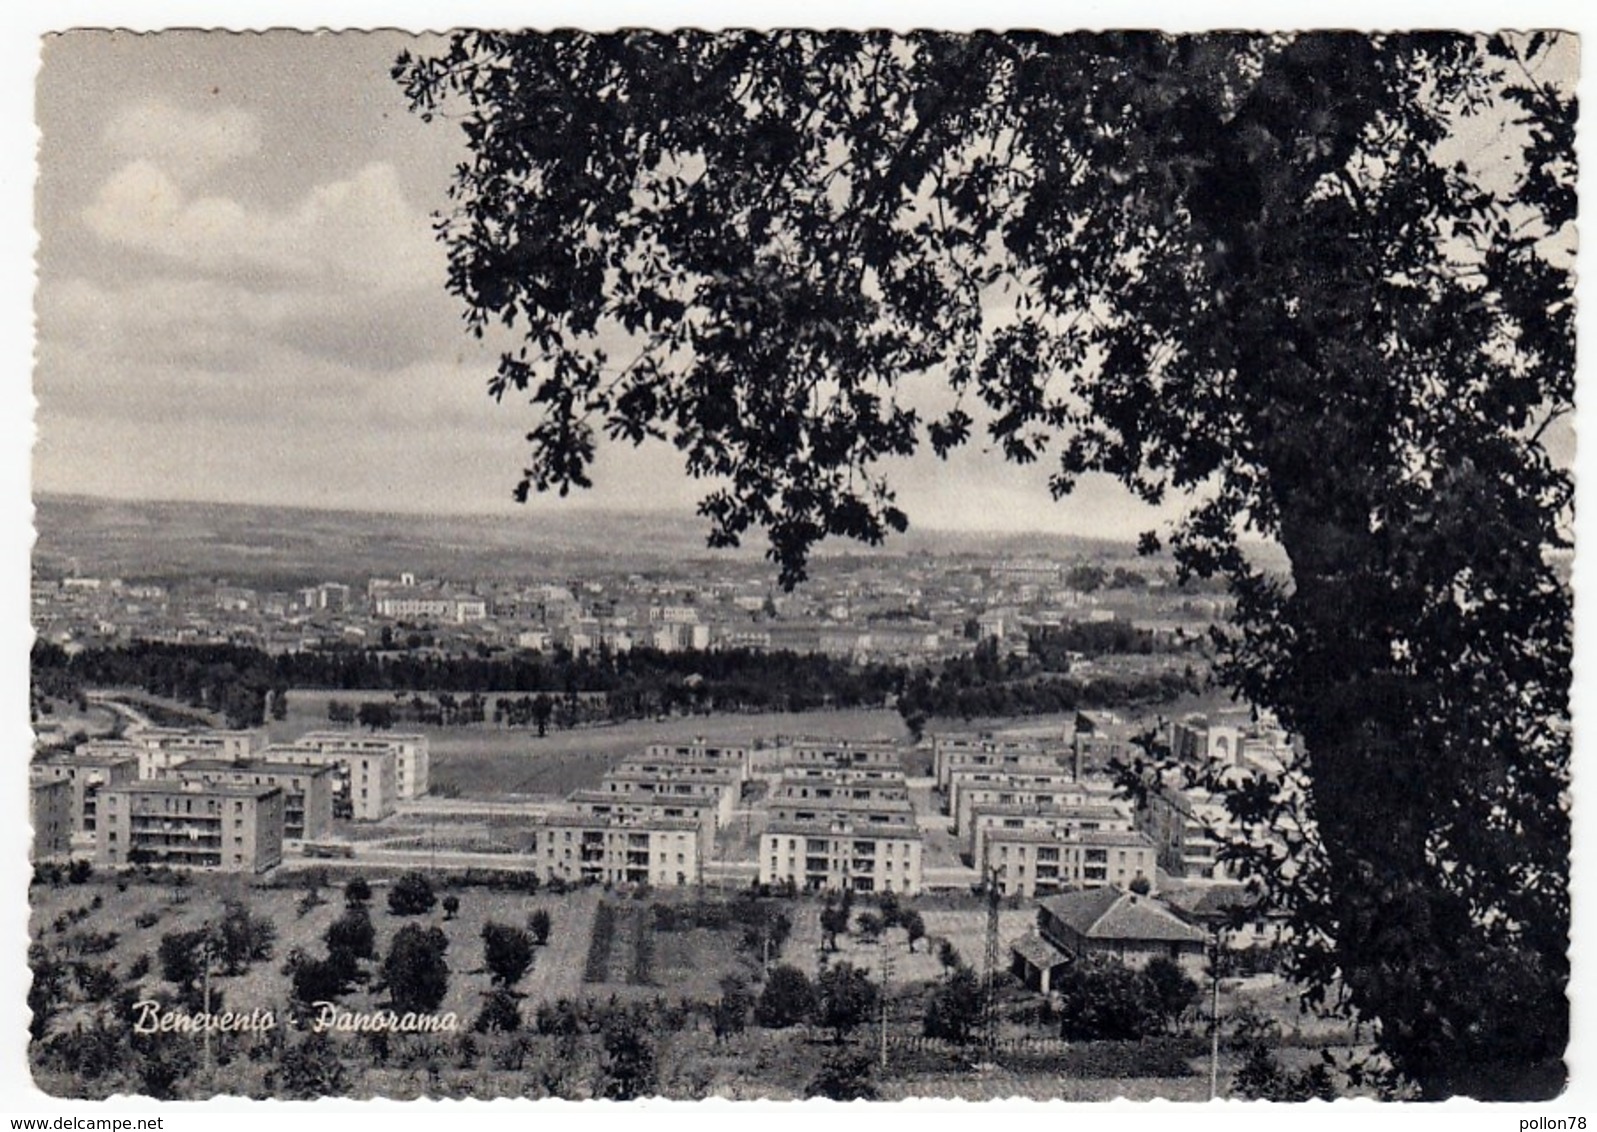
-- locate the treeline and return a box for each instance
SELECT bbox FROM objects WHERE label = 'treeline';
[1028,619,1204,668]
[30,640,905,730]
[897,640,1198,731]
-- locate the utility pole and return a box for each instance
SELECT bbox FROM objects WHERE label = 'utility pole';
[981,868,1001,1056]
[200,922,215,1080]
[879,937,895,1070]
[1208,926,1222,1100]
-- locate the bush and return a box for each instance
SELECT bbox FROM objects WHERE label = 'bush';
[482,921,534,987]
[382,923,449,1013]
[583,903,617,983]
[387,872,437,916]
[344,876,372,908]
[754,964,816,1029]
[1055,958,1164,1041]
[133,911,160,930]
[528,908,552,945]
[474,987,523,1034]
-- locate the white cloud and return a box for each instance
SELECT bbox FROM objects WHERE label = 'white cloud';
[102,98,261,183]
[82,159,442,294]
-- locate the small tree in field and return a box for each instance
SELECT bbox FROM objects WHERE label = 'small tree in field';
[923,965,983,1044]
[900,909,926,953]
[528,908,552,945]
[482,921,535,987]
[442,893,461,921]
[387,871,436,916]
[344,876,372,908]
[817,962,877,1043]
[754,964,816,1029]
[382,924,449,1013]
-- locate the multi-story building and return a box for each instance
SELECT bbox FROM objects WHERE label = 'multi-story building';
[1134,783,1236,880]
[984,828,1157,898]
[122,727,268,779]
[372,590,487,623]
[264,743,398,821]
[599,768,738,828]
[29,749,140,843]
[292,731,429,799]
[642,741,752,783]
[565,790,717,858]
[158,759,335,842]
[933,733,1061,790]
[765,793,917,831]
[965,801,1135,864]
[531,811,702,886]
[29,777,73,861]
[783,737,903,771]
[769,773,910,808]
[97,780,285,873]
[950,770,1103,833]
[760,819,924,894]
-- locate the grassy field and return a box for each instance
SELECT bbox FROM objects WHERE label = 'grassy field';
[276,694,909,798]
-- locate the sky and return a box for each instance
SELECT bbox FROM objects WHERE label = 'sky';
[31,29,1201,540]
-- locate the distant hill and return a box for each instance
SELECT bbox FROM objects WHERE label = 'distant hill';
[30,492,1257,587]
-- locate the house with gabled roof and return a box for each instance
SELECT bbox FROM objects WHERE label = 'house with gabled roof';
[1010,886,1208,993]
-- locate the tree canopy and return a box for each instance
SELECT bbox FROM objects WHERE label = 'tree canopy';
[397,31,1574,1098]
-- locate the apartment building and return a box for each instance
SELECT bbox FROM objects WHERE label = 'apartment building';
[984,827,1157,898]
[566,790,717,857]
[784,737,903,771]
[292,731,430,799]
[932,733,1060,790]
[600,767,739,828]
[97,780,285,873]
[531,811,702,886]
[642,741,752,783]
[765,792,917,832]
[760,819,924,894]
[965,801,1135,864]
[124,727,268,778]
[1135,784,1236,880]
[949,769,1102,833]
[264,743,398,821]
[29,749,140,842]
[30,776,73,861]
[769,773,910,807]
[159,759,334,842]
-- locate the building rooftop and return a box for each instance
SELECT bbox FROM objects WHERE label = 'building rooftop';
[171,758,335,777]
[764,820,924,839]
[109,780,283,800]
[1039,888,1207,945]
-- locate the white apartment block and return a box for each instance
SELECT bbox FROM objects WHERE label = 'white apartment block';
[785,737,903,771]
[932,733,1061,790]
[532,811,702,887]
[292,731,430,799]
[965,801,1135,864]
[600,769,738,828]
[123,727,267,779]
[642,741,753,783]
[264,743,398,821]
[1135,784,1237,880]
[760,820,924,894]
[30,750,141,843]
[949,769,1104,833]
[97,780,285,873]
[983,828,1157,898]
